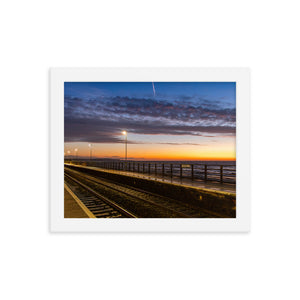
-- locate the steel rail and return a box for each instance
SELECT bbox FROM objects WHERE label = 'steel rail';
[65,168,200,218]
[66,166,229,218]
[65,173,137,218]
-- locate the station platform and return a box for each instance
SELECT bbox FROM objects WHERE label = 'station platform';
[64,185,89,218]
[65,164,236,194]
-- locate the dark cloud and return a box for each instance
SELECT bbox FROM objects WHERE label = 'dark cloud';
[64,95,235,143]
[65,96,235,123]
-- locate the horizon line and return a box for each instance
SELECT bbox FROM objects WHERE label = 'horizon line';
[64,156,236,161]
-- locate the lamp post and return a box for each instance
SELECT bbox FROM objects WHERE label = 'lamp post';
[122,131,127,169]
[74,148,78,160]
[88,144,92,160]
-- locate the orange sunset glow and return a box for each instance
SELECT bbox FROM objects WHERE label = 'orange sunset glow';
[64,140,235,161]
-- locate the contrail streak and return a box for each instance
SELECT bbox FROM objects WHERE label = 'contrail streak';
[152,81,156,97]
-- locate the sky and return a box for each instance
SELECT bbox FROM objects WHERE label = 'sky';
[64,82,236,161]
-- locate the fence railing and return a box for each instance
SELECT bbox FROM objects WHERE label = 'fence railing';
[65,160,236,184]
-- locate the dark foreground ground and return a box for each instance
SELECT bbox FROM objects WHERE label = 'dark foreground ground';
[64,164,236,218]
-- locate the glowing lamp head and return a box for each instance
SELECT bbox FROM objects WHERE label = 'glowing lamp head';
[75,148,78,152]
[67,150,70,154]
[122,131,127,135]
[88,144,91,148]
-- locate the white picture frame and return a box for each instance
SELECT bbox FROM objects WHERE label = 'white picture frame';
[50,68,250,232]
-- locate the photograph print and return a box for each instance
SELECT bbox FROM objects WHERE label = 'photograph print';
[64,81,236,219]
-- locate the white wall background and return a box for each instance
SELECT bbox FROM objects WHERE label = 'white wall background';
[1,1,299,299]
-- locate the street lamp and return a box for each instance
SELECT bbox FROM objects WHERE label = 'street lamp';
[74,148,78,160]
[67,150,70,160]
[122,131,127,169]
[88,144,92,160]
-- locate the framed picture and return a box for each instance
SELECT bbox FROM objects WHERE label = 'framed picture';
[50,68,250,232]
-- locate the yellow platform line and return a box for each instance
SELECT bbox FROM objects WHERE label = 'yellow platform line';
[64,183,96,218]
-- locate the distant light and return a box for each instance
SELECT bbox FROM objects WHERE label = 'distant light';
[67,150,70,154]
[88,144,92,147]
[122,131,127,135]
[75,148,78,152]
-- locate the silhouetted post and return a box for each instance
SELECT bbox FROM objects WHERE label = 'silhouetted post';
[75,148,78,160]
[204,165,207,181]
[220,165,223,183]
[155,163,157,175]
[191,164,194,180]
[122,131,127,170]
[138,163,140,173]
[148,163,151,174]
[88,144,92,160]
[143,163,145,173]
[180,164,183,178]
[162,163,165,176]
[170,164,173,178]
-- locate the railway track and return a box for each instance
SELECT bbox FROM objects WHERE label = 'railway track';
[65,173,137,218]
[65,167,221,218]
